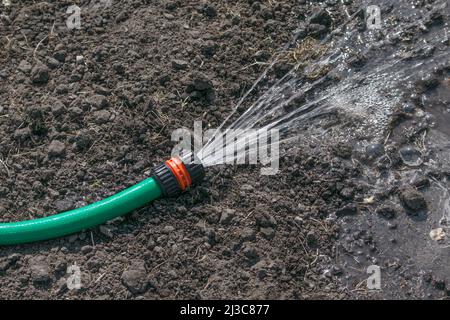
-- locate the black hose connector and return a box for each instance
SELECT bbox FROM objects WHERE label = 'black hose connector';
[181,153,205,186]
[152,163,181,197]
[152,153,205,198]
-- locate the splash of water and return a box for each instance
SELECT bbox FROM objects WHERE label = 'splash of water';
[196,3,449,168]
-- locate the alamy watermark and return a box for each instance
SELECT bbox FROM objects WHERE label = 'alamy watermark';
[66,0,112,30]
[66,263,82,290]
[366,5,382,30]
[171,121,280,175]
[366,265,381,290]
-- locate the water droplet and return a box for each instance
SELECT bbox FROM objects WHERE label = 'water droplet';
[365,143,385,159]
[399,146,423,166]
[402,102,415,113]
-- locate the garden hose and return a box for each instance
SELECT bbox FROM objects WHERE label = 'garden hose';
[0,154,205,245]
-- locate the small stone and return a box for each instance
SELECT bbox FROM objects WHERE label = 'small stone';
[162,225,175,233]
[219,209,235,225]
[255,213,277,228]
[55,199,73,212]
[260,227,275,240]
[86,94,109,109]
[171,59,189,70]
[429,228,446,241]
[240,227,256,242]
[203,5,217,18]
[55,84,69,94]
[46,57,60,69]
[30,64,50,84]
[240,184,254,191]
[163,13,175,19]
[69,106,83,117]
[115,10,129,23]
[52,100,65,117]
[47,140,66,158]
[53,50,67,62]
[93,110,111,124]
[121,260,148,294]
[99,225,114,238]
[400,188,427,211]
[76,55,84,64]
[242,245,259,262]
[80,245,93,254]
[13,127,31,142]
[294,216,304,224]
[29,256,51,284]
[18,60,32,74]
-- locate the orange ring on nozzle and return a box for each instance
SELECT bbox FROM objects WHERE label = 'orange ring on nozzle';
[165,157,193,192]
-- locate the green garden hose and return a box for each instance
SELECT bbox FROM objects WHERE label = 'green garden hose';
[0,155,205,246]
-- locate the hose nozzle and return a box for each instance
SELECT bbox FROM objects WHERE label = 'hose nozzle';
[152,153,205,197]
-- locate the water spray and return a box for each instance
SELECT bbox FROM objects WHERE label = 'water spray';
[0,154,205,245]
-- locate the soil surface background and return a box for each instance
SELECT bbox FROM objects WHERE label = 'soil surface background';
[0,0,449,299]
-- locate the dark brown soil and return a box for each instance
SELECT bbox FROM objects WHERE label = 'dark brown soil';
[0,0,449,300]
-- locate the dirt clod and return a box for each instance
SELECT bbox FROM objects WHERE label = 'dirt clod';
[400,188,427,211]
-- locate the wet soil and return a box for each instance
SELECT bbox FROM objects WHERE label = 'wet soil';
[0,0,449,299]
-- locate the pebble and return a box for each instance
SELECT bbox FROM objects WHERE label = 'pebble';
[80,245,93,254]
[240,184,254,191]
[53,50,67,62]
[203,4,217,18]
[121,260,148,294]
[93,110,111,124]
[47,140,66,157]
[69,106,83,117]
[239,227,256,242]
[400,188,427,211]
[260,227,275,240]
[162,225,175,233]
[30,64,50,84]
[55,84,69,94]
[13,127,31,142]
[242,245,259,262]
[99,225,114,238]
[76,55,84,64]
[86,94,109,109]
[219,209,235,225]
[29,256,51,284]
[18,60,32,74]
[255,213,277,228]
[46,57,60,69]
[55,199,74,212]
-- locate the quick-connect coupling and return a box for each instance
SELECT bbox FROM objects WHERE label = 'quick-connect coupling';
[152,153,205,197]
